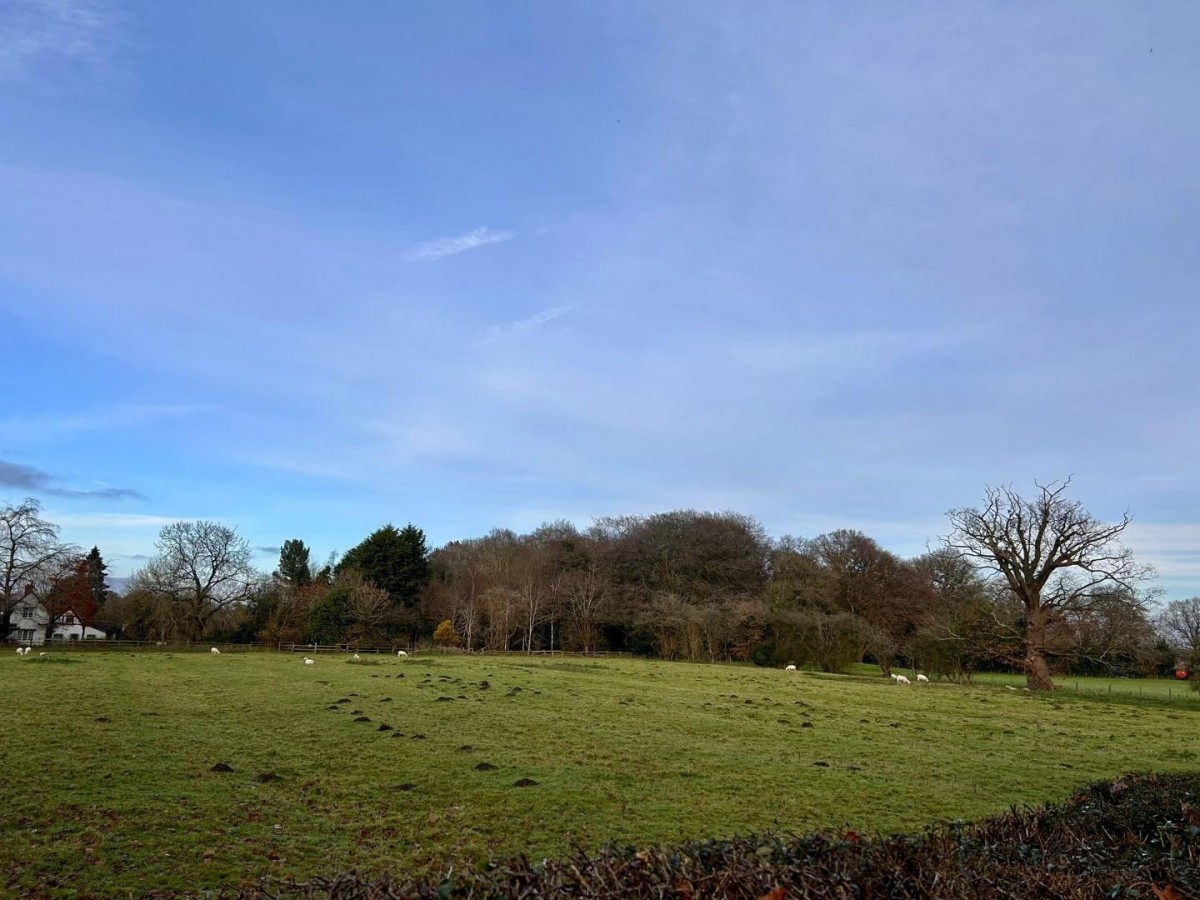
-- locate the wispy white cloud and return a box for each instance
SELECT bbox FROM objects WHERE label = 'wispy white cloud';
[0,403,213,445]
[731,329,977,374]
[405,227,514,262]
[1125,523,1200,581]
[478,303,578,346]
[45,511,196,575]
[0,0,117,78]
[51,512,183,531]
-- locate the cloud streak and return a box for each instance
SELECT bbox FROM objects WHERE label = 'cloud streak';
[478,303,579,346]
[0,403,213,445]
[405,227,514,262]
[0,0,117,79]
[0,459,144,500]
[1125,523,1200,582]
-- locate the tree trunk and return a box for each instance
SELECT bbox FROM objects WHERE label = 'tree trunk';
[1025,606,1058,691]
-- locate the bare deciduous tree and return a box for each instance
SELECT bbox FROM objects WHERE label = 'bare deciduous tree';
[562,561,608,653]
[339,570,391,643]
[28,551,90,639]
[1158,597,1200,660]
[945,480,1152,690]
[481,586,520,651]
[132,521,260,640]
[1,498,74,642]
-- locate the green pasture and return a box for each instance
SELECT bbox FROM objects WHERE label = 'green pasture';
[3,651,1198,896]
[846,662,1200,701]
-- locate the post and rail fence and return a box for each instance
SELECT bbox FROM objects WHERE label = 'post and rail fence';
[9,637,630,658]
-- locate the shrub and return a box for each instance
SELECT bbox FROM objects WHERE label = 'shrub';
[432,619,461,647]
[750,642,775,667]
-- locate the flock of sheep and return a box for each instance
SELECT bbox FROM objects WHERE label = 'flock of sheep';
[294,649,410,665]
[784,662,929,684]
[17,646,927,685]
[888,672,930,684]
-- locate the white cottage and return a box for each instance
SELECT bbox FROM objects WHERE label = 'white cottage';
[9,601,106,645]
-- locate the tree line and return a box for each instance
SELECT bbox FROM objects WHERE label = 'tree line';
[4,482,1200,690]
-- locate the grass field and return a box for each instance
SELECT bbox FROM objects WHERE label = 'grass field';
[4,651,1199,896]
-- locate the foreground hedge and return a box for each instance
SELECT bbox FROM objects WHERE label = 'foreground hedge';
[245,772,1200,899]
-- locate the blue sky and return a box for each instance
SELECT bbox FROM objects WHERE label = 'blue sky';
[1,2,1198,598]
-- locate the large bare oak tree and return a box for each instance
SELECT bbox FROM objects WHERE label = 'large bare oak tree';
[945,480,1151,690]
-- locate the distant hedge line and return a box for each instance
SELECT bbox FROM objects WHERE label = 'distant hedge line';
[240,772,1199,899]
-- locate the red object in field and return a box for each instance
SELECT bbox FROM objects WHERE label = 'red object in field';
[1175,669,1190,680]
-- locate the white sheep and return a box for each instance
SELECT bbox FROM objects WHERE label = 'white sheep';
[1005,685,1017,691]
[210,647,221,655]
[894,674,911,684]
[39,652,47,658]
[396,650,408,657]
[916,674,929,683]
[303,657,315,666]
[14,647,22,656]
[23,647,31,656]
[889,672,899,681]
[353,653,361,660]
[785,664,797,672]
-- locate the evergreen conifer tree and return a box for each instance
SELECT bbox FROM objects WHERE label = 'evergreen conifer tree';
[277,539,313,587]
[85,546,109,620]
[337,523,429,609]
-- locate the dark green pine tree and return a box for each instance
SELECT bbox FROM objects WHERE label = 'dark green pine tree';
[336,523,429,608]
[277,539,313,587]
[85,547,109,620]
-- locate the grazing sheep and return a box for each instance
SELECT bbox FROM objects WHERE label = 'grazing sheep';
[23,647,32,656]
[397,650,408,657]
[14,647,22,656]
[304,657,315,666]
[894,674,911,685]
[353,653,361,661]
[210,647,221,655]
[1005,685,1017,691]
[916,674,929,683]
[785,664,797,672]
[889,673,899,681]
[39,652,47,658]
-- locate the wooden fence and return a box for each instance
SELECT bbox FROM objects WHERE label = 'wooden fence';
[18,638,629,658]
